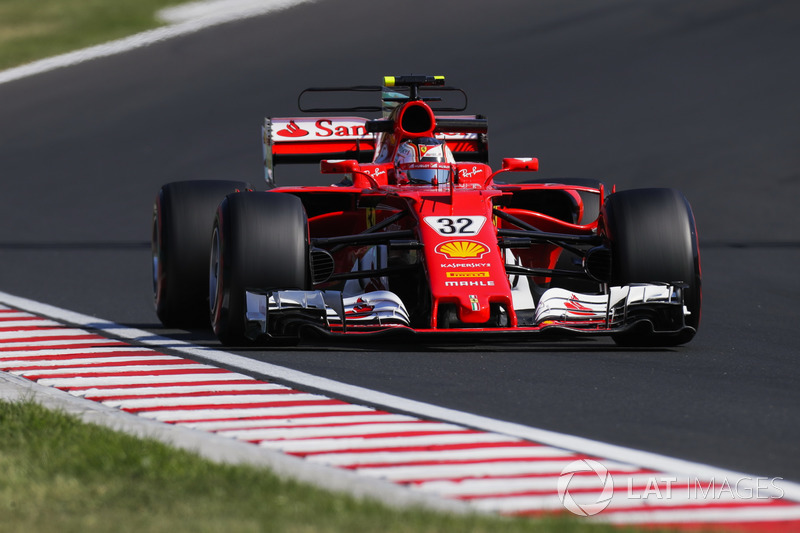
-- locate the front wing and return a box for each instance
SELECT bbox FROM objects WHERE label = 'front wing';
[243,284,695,342]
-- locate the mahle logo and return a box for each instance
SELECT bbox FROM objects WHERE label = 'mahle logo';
[557,459,614,516]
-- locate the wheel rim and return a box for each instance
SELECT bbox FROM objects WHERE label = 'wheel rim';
[209,226,221,315]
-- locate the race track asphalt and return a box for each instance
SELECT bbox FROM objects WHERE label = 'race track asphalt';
[0,0,798,482]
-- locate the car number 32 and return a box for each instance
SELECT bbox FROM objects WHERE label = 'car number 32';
[424,216,486,236]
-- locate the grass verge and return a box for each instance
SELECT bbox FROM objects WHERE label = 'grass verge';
[0,0,188,71]
[0,399,643,533]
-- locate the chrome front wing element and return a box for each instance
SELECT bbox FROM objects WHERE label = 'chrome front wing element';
[245,289,411,339]
[534,284,690,330]
[244,283,688,339]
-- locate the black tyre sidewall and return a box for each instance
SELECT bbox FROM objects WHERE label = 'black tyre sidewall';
[211,192,309,345]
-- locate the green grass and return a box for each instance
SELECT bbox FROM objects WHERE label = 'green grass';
[0,399,646,533]
[0,0,189,71]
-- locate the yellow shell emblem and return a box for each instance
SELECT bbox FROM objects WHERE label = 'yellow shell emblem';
[435,240,489,259]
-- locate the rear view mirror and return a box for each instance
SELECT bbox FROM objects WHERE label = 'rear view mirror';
[501,158,539,171]
[320,159,361,174]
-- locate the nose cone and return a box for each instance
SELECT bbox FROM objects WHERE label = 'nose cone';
[457,294,492,323]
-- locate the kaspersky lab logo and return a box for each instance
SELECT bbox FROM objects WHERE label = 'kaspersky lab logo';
[557,459,614,516]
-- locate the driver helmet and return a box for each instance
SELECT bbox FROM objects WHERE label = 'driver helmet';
[393,137,455,185]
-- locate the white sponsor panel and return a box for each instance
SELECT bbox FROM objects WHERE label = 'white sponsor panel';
[424,216,486,236]
[269,117,370,141]
[268,117,479,143]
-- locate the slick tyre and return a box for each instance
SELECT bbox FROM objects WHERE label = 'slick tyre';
[210,191,309,346]
[603,188,701,346]
[152,180,251,328]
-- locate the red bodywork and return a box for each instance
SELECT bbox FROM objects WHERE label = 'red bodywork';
[262,92,608,335]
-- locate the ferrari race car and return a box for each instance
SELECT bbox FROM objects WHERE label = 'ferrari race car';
[152,75,701,347]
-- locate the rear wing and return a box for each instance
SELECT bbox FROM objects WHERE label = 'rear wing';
[262,116,488,186]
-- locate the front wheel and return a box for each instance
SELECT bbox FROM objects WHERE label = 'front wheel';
[210,191,310,345]
[602,188,701,346]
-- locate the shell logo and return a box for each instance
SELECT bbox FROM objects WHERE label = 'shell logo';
[435,240,489,259]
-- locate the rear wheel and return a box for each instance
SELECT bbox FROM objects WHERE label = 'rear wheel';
[152,180,251,328]
[603,188,701,346]
[210,191,310,345]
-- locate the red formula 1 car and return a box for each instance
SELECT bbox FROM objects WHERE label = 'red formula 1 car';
[152,75,701,347]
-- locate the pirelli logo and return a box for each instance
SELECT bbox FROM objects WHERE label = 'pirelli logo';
[446,271,490,278]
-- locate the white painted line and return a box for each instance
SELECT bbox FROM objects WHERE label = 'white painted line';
[0,0,320,86]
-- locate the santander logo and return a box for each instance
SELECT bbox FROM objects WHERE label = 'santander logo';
[276,120,309,138]
[273,118,368,140]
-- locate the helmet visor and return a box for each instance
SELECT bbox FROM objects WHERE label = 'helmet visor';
[398,162,452,185]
